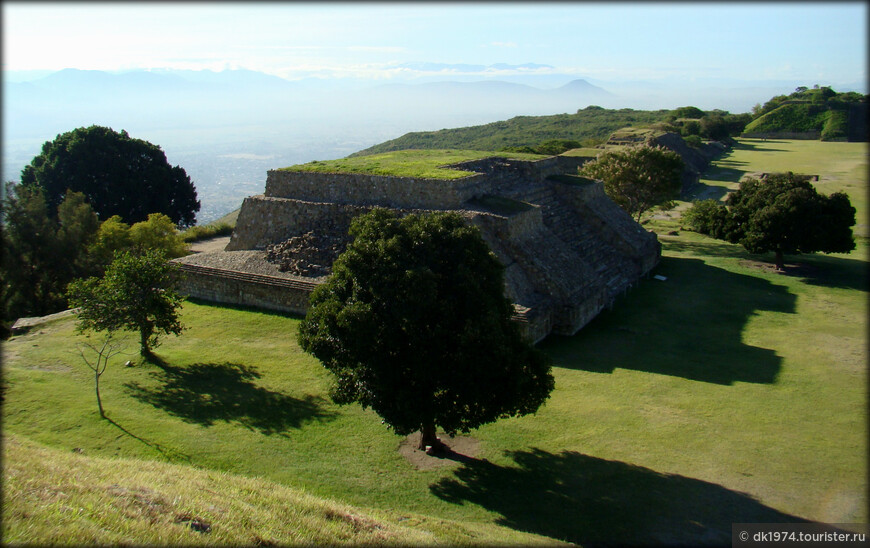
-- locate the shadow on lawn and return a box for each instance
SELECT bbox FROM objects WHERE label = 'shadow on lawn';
[104,416,192,463]
[731,140,790,152]
[542,256,796,384]
[430,448,806,546]
[664,239,869,292]
[125,361,335,435]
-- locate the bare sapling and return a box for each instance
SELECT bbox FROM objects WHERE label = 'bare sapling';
[77,334,126,418]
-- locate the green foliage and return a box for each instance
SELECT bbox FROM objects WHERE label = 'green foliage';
[352,108,673,156]
[579,145,684,221]
[89,213,189,268]
[671,106,706,119]
[683,135,703,148]
[21,125,200,227]
[703,173,857,269]
[699,115,730,141]
[180,222,234,243]
[682,199,731,238]
[88,215,133,268]
[1,184,99,325]
[680,120,701,137]
[67,249,185,356]
[298,209,554,445]
[128,213,189,258]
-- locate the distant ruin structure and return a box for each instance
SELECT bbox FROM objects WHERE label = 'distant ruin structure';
[174,155,661,343]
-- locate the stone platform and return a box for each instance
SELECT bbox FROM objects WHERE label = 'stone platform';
[173,155,660,343]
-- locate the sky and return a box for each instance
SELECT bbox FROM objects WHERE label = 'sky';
[3,2,867,86]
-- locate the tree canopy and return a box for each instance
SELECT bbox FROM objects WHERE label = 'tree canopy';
[579,144,684,221]
[21,125,200,227]
[1,184,99,325]
[684,173,856,269]
[67,249,185,357]
[297,209,554,450]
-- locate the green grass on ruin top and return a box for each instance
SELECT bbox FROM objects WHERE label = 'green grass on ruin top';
[278,149,548,180]
[559,147,604,158]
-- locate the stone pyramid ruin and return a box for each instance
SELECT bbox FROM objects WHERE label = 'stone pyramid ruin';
[174,154,660,342]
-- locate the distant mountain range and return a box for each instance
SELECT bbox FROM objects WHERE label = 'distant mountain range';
[4,67,864,222]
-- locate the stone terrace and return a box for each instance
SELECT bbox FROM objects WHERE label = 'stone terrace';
[174,154,660,343]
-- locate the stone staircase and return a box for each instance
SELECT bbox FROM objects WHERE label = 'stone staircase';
[511,183,637,299]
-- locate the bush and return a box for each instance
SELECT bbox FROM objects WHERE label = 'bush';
[683,199,730,238]
[180,222,235,243]
[681,120,701,137]
[683,135,703,148]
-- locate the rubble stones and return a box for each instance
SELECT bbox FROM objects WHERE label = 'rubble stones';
[265,230,349,277]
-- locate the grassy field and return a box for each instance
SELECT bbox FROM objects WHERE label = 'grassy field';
[2,139,866,545]
[281,149,547,180]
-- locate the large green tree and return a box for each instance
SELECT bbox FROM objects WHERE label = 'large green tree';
[1,183,99,325]
[579,144,684,221]
[67,249,185,357]
[685,172,856,270]
[21,126,200,227]
[297,209,554,451]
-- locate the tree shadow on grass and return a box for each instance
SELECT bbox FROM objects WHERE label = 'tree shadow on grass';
[104,416,192,463]
[184,297,305,320]
[430,448,806,546]
[664,238,869,292]
[124,362,335,435]
[779,253,870,292]
[731,140,790,152]
[701,165,747,185]
[542,256,796,384]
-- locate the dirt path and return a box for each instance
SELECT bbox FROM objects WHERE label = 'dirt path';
[188,236,231,254]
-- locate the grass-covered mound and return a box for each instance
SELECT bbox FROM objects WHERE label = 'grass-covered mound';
[742,87,866,141]
[2,433,557,546]
[281,149,546,180]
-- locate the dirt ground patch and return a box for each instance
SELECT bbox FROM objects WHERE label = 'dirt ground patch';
[188,236,231,254]
[738,259,820,277]
[398,432,480,470]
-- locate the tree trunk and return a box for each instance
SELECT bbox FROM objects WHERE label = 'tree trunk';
[95,370,105,418]
[139,328,151,358]
[774,249,785,271]
[418,423,442,452]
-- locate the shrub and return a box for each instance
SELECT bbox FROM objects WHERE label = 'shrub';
[180,222,235,243]
[683,199,730,238]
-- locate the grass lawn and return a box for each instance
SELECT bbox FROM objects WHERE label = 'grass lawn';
[2,139,867,545]
[280,149,547,179]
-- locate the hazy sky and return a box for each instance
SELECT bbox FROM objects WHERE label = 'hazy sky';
[3,2,867,85]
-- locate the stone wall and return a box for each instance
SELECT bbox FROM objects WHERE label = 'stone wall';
[265,169,489,209]
[741,131,821,140]
[178,263,318,316]
[227,196,372,251]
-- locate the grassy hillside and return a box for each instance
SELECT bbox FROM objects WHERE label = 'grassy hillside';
[282,149,547,179]
[743,103,834,136]
[3,433,557,546]
[742,87,866,141]
[351,106,673,156]
[2,138,866,545]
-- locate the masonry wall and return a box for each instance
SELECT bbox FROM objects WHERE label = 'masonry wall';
[227,197,372,251]
[265,170,490,209]
[178,264,317,315]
